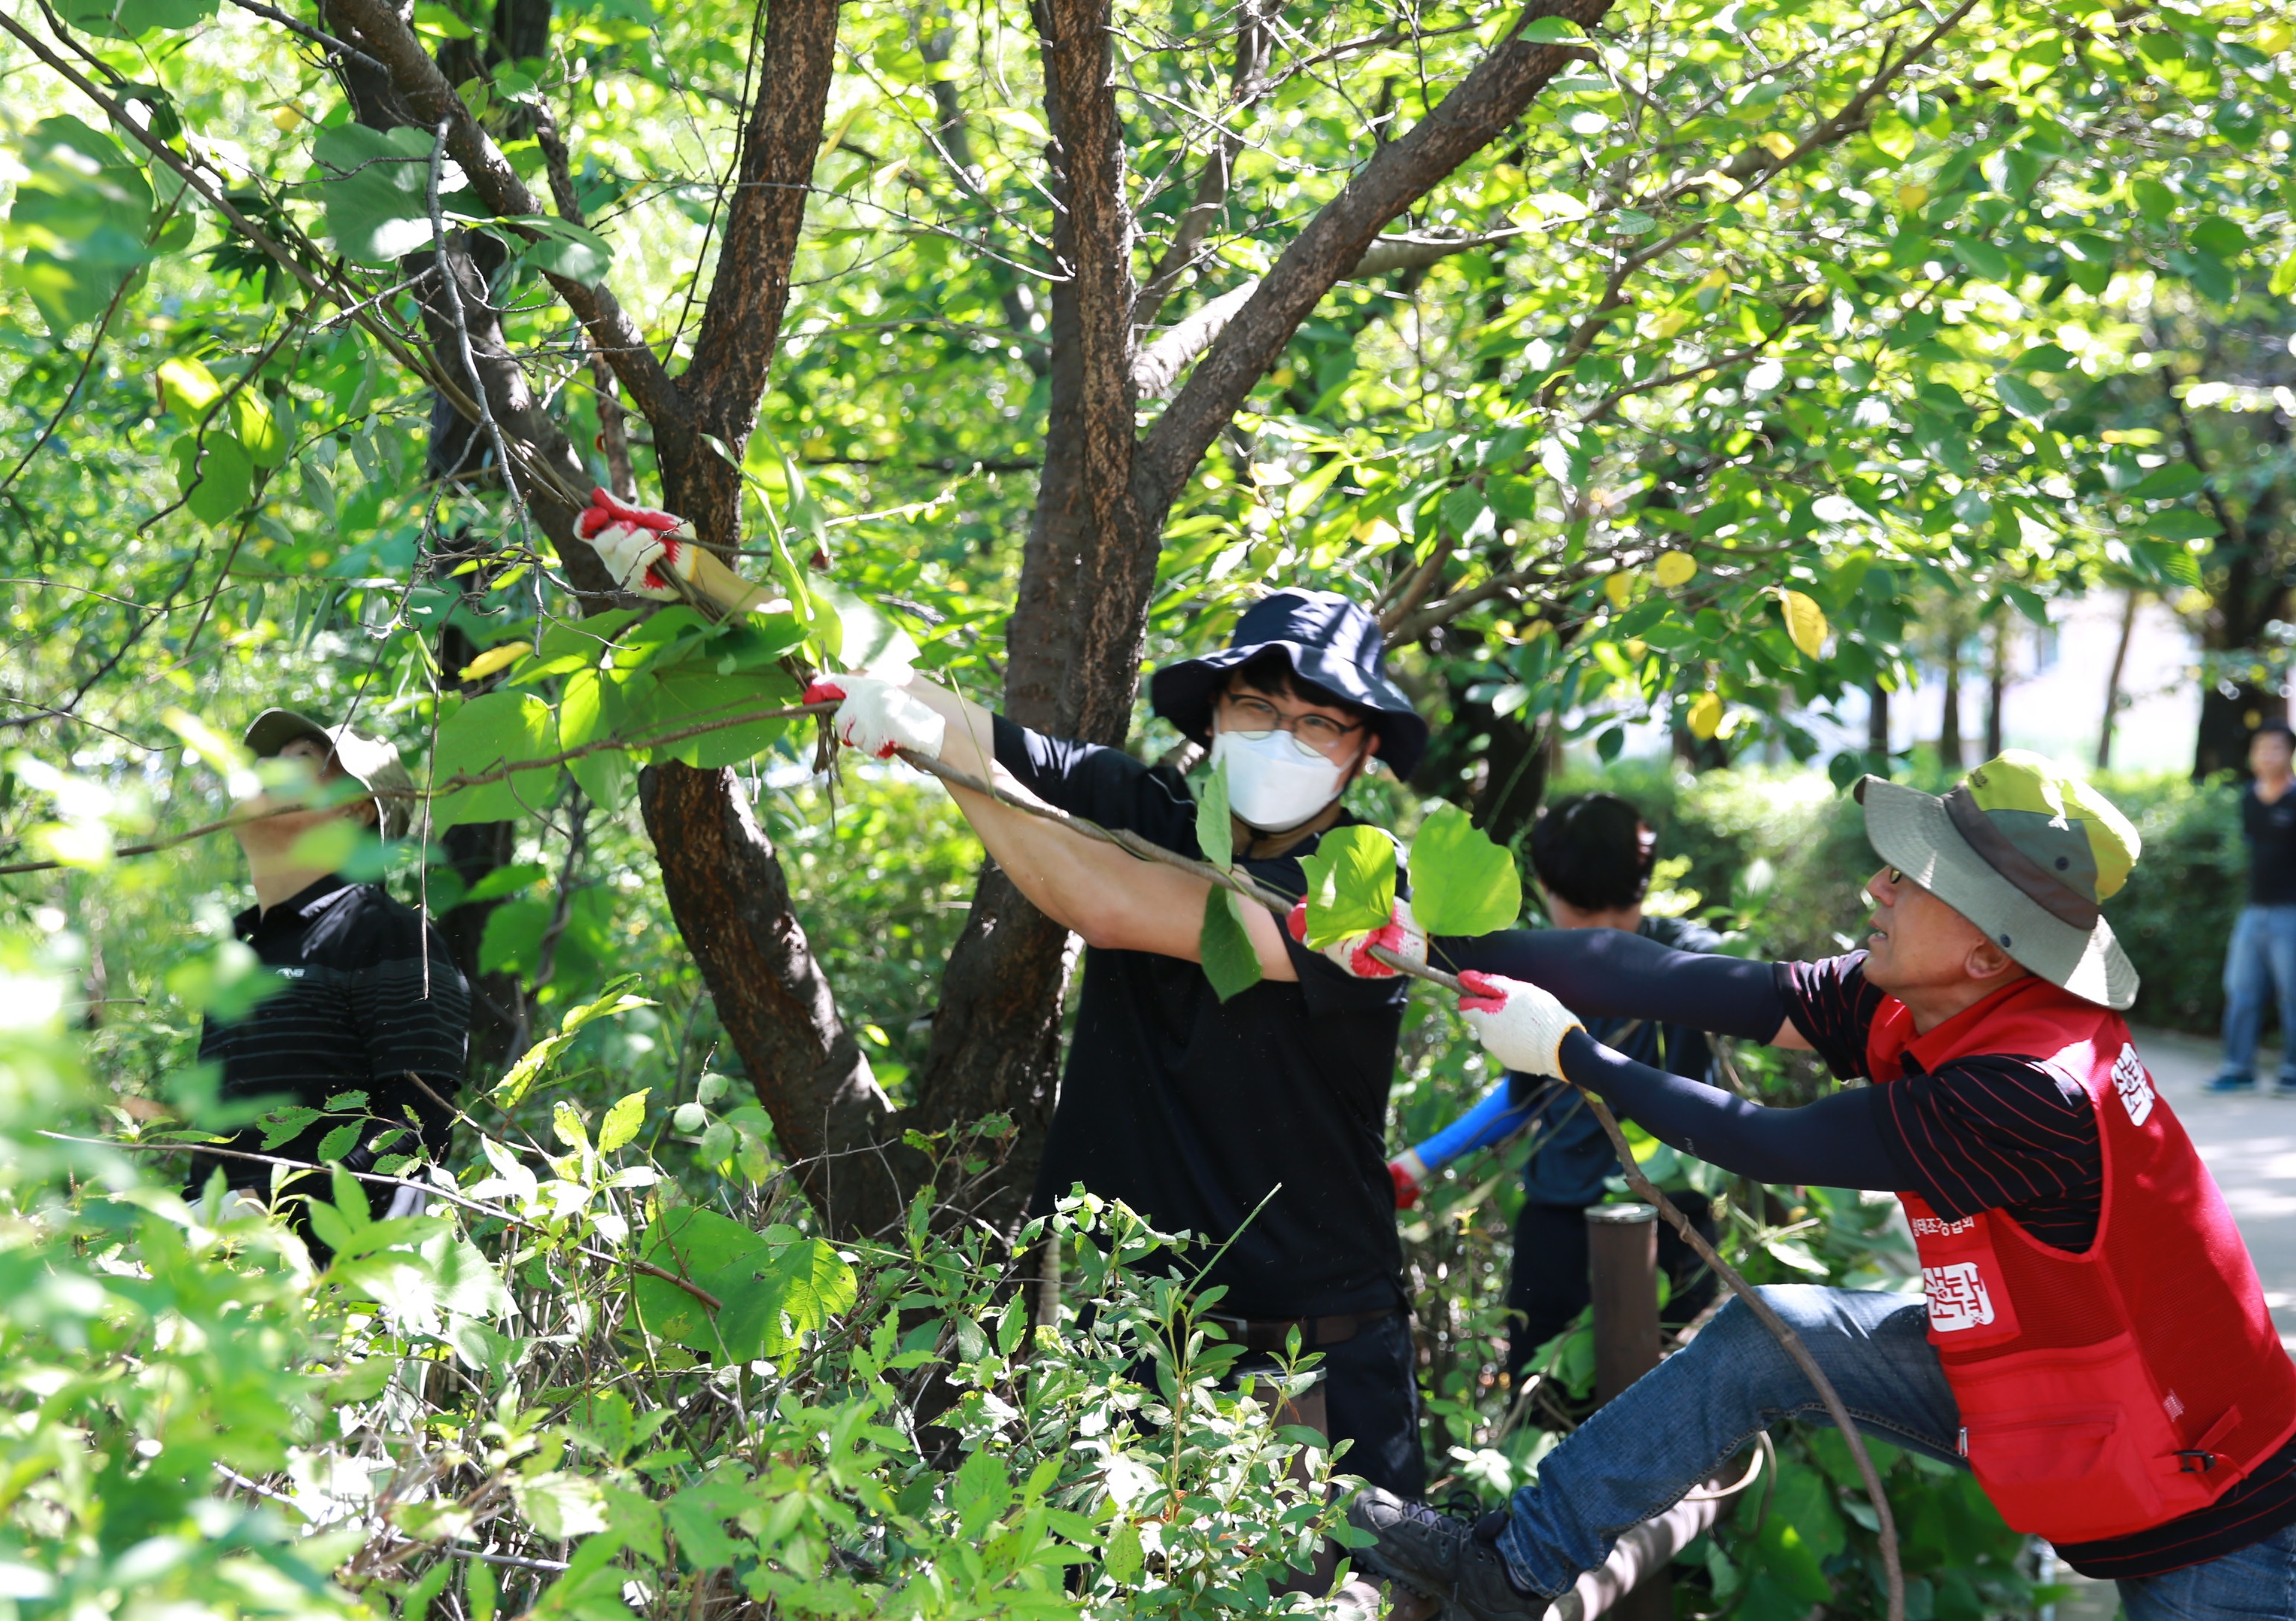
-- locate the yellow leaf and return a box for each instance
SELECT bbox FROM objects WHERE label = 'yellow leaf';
[157,356,224,421]
[1687,692,1723,740]
[232,388,288,468]
[1896,182,1931,213]
[1604,570,1637,608]
[2260,22,2293,53]
[1781,590,1829,658]
[1354,517,1401,547]
[1654,550,1697,588]
[1696,268,1729,292]
[1644,309,1690,339]
[270,104,304,130]
[458,641,533,683]
[1758,131,1797,160]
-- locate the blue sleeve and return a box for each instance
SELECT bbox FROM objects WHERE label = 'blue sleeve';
[1558,1029,1904,1190]
[1410,1080,1536,1173]
[1440,926,1786,1042]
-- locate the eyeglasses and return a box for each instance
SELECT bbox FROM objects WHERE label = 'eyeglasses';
[1218,692,1366,758]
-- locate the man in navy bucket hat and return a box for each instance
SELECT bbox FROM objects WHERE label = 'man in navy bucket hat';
[811,589,1434,1502]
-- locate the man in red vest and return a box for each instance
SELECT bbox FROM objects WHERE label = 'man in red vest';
[1338,754,2296,1620]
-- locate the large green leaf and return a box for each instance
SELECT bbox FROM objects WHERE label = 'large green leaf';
[168,432,253,525]
[1296,825,1397,948]
[634,1208,769,1359]
[706,1227,857,1362]
[1194,760,1233,869]
[627,666,799,769]
[1407,805,1521,937]
[312,124,442,265]
[431,690,558,828]
[4,117,154,333]
[52,0,216,36]
[1198,886,1262,1002]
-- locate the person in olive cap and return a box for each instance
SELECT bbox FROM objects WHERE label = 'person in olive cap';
[809,590,1435,1497]
[185,711,469,1242]
[1322,753,2296,1621]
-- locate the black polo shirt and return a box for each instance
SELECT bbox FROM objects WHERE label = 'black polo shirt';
[2245,781,2296,906]
[996,717,1411,1319]
[186,875,469,1199]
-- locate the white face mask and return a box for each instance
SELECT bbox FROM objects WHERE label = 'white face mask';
[1209,726,1354,832]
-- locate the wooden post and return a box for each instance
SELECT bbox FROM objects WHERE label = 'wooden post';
[1587,1203,1670,1621]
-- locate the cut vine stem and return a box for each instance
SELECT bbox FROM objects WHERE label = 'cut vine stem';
[884,742,1905,1621]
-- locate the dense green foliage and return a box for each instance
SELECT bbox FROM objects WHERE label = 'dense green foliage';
[5,0,2296,1613]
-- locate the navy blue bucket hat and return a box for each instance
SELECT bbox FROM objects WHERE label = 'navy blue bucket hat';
[1149,589,1428,778]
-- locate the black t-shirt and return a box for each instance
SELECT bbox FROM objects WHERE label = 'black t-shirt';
[2245,781,2296,905]
[997,717,1410,1318]
[188,875,470,1195]
[1781,951,2296,1578]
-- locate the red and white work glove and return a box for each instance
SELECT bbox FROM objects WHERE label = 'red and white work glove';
[1457,970,1583,1080]
[799,672,947,761]
[576,487,696,600]
[1387,1148,1430,1210]
[1283,896,1428,979]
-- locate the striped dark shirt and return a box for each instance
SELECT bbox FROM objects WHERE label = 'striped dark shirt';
[186,875,468,1200]
[1781,951,2296,1578]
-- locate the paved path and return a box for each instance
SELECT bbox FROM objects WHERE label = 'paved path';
[2132,1024,2296,1352]
[2047,1025,2295,1620]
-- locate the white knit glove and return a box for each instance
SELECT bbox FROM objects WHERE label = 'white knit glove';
[575,487,696,600]
[1457,970,1583,1080]
[800,673,947,761]
[1283,897,1429,979]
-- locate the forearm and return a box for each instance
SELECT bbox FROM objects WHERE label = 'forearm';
[902,678,1000,782]
[1557,1029,1902,1189]
[1445,928,1788,1042]
[1410,1080,1537,1175]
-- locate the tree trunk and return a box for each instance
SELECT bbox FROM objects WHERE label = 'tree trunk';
[1985,618,2009,759]
[639,762,913,1237]
[1866,679,1890,764]
[2096,591,2138,770]
[1937,643,1963,769]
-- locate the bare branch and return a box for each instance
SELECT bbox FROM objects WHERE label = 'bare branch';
[1132,0,1621,517]
[1132,0,1278,331]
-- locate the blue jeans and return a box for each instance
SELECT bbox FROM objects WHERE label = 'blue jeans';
[2221,904,2296,1083]
[1492,1285,2296,1617]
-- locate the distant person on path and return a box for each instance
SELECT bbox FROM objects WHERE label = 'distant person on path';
[186,711,468,1245]
[1387,795,1719,1378]
[2208,718,2296,1095]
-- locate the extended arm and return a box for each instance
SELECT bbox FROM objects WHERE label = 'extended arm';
[847,677,1298,978]
[1444,926,1810,1050]
[1557,1030,1902,1189]
[1407,1080,1539,1177]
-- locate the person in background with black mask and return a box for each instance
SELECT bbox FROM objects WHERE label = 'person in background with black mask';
[1386,795,1721,1382]
[807,589,1434,1499]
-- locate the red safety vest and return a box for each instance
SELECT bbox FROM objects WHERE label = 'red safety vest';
[1866,975,2296,1544]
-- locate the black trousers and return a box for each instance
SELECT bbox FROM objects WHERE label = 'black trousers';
[1505,1193,1718,1377]
[1234,1309,1428,1498]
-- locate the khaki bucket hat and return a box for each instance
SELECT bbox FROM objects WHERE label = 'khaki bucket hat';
[242,708,415,842]
[1855,750,2142,1010]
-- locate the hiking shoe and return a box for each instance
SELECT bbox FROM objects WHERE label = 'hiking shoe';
[2204,1073,2258,1094]
[1343,1488,1549,1621]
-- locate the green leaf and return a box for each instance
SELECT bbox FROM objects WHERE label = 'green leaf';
[168,432,253,525]
[1198,887,1264,1003]
[1195,759,1233,869]
[1407,804,1521,937]
[1105,1520,1144,1585]
[495,213,614,284]
[708,1233,859,1362]
[492,974,652,1105]
[1296,825,1398,946]
[598,1088,649,1153]
[2125,462,2204,501]
[231,388,288,468]
[1519,15,1584,40]
[312,124,441,265]
[431,690,558,828]
[2144,507,2218,542]
[52,0,218,34]
[1990,374,2053,421]
[634,1206,769,1357]
[1948,237,2013,283]
[558,666,631,812]
[2187,216,2249,259]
